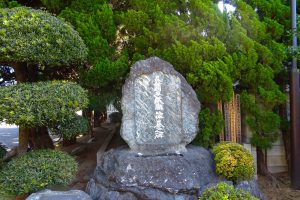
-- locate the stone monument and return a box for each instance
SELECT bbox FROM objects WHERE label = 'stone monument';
[121,56,200,155]
[86,57,263,200]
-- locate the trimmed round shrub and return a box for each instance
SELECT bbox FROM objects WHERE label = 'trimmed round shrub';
[0,81,89,128]
[213,142,255,182]
[0,7,87,65]
[0,149,78,195]
[50,115,89,140]
[199,182,258,200]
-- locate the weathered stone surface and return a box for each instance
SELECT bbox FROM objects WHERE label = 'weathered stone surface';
[86,145,220,200]
[26,189,92,200]
[121,57,201,155]
[235,180,265,200]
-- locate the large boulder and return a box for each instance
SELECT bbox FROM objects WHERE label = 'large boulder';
[86,145,220,200]
[26,189,92,200]
[121,57,201,155]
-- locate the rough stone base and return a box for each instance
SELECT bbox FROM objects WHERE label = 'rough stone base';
[86,145,221,200]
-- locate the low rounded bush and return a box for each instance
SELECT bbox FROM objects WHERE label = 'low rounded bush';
[213,142,255,182]
[199,182,258,200]
[0,7,87,65]
[0,149,78,195]
[0,81,89,128]
[50,115,89,140]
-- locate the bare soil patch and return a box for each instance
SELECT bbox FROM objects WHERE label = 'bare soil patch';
[258,173,300,200]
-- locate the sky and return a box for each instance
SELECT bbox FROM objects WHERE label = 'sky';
[218,1,236,13]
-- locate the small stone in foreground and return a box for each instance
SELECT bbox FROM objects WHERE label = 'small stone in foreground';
[26,189,92,200]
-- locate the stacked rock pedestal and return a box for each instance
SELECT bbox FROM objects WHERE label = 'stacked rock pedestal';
[86,57,262,200]
[87,146,219,200]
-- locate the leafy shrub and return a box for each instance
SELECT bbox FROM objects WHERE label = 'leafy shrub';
[50,115,88,140]
[193,108,224,148]
[0,7,87,65]
[0,81,89,128]
[213,142,255,182]
[199,182,258,200]
[0,149,78,195]
[0,0,20,8]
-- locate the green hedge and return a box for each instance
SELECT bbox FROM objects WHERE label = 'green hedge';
[213,142,255,182]
[50,115,88,140]
[0,149,78,195]
[0,6,87,65]
[0,81,89,127]
[199,182,258,200]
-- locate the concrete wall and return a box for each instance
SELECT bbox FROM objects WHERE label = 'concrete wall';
[267,137,288,173]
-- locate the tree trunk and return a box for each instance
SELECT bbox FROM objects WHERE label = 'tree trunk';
[37,126,54,149]
[28,126,54,150]
[12,62,27,83]
[94,111,101,127]
[26,64,39,82]
[279,103,290,171]
[18,128,29,155]
[12,62,29,155]
[11,62,47,153]
[83,109,94,137]
[257,148,269,175]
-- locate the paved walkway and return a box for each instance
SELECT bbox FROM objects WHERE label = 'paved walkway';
[0,123,18,150]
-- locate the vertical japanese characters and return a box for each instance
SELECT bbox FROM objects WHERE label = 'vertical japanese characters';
[153,75,164,139]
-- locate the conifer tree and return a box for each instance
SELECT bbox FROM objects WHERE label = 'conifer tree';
[41,0,290,173]
[41,0,128,126]
[112,0,287,166]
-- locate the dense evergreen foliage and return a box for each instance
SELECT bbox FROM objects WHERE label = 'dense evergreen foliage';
[50,115,89,140]
[55,0,128,110]
[0,0,292,160]
[0,7,87,66]
[38,0,292,152]
[0,5,89,153]
[0,81,88,128]
[0,0,19,8]
[193,108,224,148]
[0,149,78,195]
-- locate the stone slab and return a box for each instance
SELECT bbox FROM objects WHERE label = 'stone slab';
[121,57,200,155]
